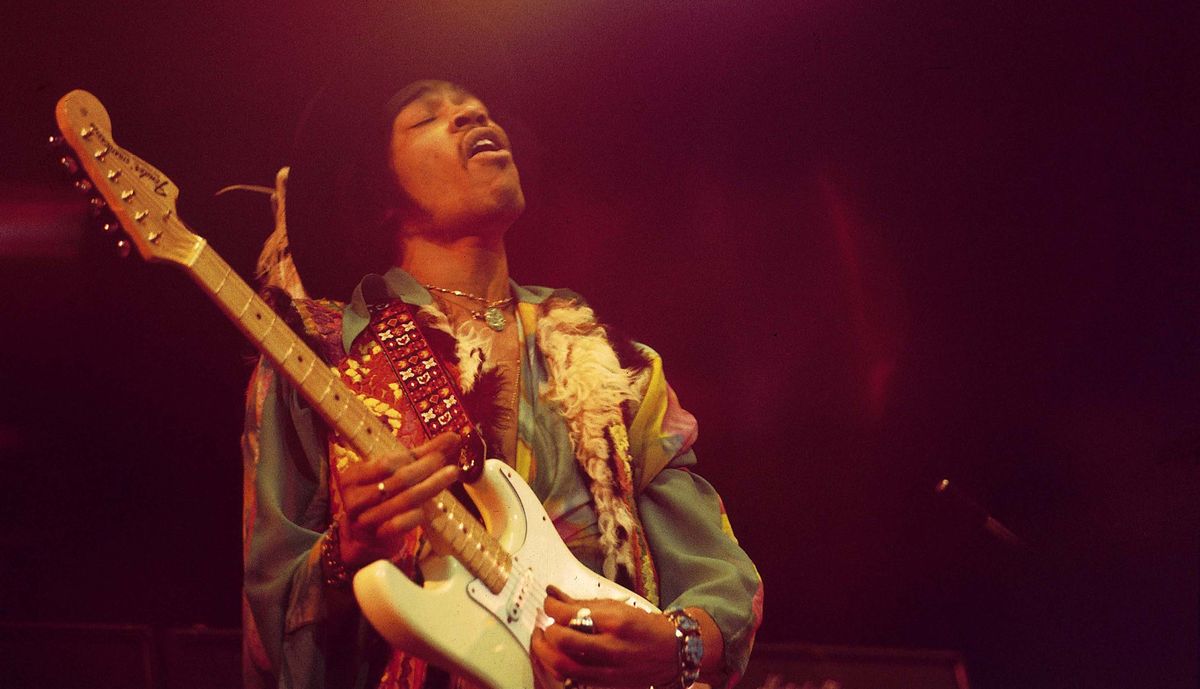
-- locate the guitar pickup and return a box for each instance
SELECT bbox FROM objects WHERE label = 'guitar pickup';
[504,566,536,623]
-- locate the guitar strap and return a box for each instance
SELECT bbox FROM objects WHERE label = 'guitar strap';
[366,299,486,482]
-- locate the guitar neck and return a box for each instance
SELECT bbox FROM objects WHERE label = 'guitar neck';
[52,87,509,594]
[185,243,390,459]
[183,243,511,592]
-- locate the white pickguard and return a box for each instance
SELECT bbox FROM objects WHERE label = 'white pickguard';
[354,459,658,689]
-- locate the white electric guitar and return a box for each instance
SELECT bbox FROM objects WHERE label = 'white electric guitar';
[53,89,657,689]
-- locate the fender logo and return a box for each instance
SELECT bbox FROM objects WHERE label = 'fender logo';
[89,121,171,197]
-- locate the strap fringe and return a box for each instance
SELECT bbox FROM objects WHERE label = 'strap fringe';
[252,167,308,300]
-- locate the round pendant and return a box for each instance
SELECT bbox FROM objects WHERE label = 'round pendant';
[484,306,507,331]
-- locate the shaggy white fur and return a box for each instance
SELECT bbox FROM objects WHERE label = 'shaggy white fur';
[535,299,644,582]
[415,304,493,394]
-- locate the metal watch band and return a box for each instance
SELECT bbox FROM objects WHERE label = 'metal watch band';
[666,609,703,688]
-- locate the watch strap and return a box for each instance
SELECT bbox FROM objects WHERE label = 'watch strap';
[665,608,703,688]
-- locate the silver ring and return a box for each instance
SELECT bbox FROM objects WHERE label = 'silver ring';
[567,607,595,634]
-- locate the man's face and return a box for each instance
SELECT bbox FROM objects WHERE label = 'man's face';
[388,84,525,237]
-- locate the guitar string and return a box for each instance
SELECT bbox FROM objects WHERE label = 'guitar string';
[502,558,631,633]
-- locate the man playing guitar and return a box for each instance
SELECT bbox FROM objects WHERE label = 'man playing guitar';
[241,79,762,689]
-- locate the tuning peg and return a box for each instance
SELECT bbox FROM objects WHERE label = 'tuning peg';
[48,134,65,148]
[88,204,119,234]
[74,178,93,193]
[58,155,80,175]
[116,239,132,258]
[89,199,111,223]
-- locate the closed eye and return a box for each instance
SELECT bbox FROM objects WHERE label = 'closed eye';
[409,116,436,129]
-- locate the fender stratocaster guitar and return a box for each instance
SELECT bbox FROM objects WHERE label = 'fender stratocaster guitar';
[52,89,656,689]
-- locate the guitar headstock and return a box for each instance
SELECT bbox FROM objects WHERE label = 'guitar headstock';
[54,89,203,265]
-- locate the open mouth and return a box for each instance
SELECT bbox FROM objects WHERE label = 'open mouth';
[469,137,502,158]
[465,128,507,160]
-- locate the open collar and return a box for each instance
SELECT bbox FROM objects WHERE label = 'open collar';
[340,266,554,355]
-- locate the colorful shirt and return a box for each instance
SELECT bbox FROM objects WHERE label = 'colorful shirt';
[242,267,763,689]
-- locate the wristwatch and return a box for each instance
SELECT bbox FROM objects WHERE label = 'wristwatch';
[665,609,703,689]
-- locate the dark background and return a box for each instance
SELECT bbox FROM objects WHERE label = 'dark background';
[1,2,1196,687]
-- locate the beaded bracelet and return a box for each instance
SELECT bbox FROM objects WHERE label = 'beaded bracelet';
[320,521,352,588]
[665,609,703,689]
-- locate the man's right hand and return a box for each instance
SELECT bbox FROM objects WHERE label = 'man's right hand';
[335,432,463,569]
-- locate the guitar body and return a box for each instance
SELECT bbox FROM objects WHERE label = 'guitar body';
[354,459,658,689]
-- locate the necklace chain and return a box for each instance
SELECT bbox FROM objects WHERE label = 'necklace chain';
[424,284,513,331]
[423,283,514,309]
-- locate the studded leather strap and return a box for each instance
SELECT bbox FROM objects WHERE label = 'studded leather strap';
[366,300,486,482]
